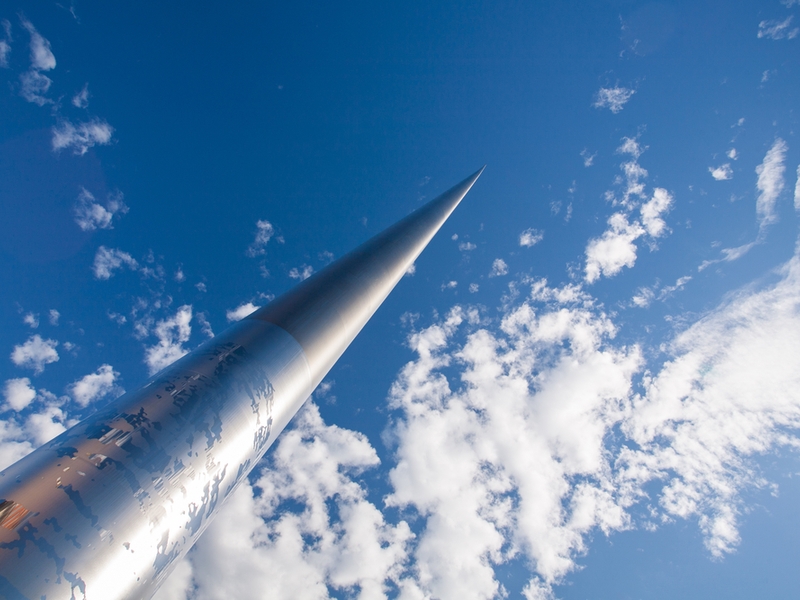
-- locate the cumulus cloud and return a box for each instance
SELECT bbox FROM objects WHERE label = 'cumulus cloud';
[709,164,733,181]
[48,309,60,326]
[72,82,90,108]
[10,335,59,374]
[640,188,673,238]
[246,220,276,257]
[758,16,799,40]
[289,265,314,280]
[3,378,36,411]
[490,258,508,277]
[22,312,38,328]
[52,118,114,155]
[68,364,121,407]
[755,139,788,230]
[469,283,479,293]
[585,213,644,283]
[73,188,128,231]
[144,305,193,375]
[593,86,635,113]
[226,302,260,322]
[519,228,544,247]
[93,246,139,279]
[727,148,739,160]
[441,280,458,291]
[157,402,412,600]
[458,241,477,251]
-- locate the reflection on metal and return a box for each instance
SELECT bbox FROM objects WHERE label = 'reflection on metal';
[0,168,483,599]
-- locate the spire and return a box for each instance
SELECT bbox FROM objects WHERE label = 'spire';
[251,166,484,386]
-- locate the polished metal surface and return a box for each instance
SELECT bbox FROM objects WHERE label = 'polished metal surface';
[0,168,482,600]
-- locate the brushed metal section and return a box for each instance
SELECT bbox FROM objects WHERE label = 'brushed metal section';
[250,167,484,391]
[0,320,312,600]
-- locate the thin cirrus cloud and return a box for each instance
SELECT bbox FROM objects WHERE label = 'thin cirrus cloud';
[0,19,11,69]
[757,16,799,40]
[592,86,635,113]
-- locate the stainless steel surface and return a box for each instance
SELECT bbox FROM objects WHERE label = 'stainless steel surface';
[0,168,483,600]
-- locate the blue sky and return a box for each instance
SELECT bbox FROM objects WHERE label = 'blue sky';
[2,1,800,598]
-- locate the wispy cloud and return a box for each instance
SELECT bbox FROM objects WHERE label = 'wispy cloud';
[593,86,635,113]
[709,164,733,181]
[52,118,114,155]
[92,246,139,279]
[758,16,799,40]
[73,188,128,231]
[519,228,544,247]
[289,265,314,280]
[18,16,56,105]
[246,220,276,257]
[794,165,800,212]
[0,20,12,69]
[72,83,90,108]
[755,138,787,231]
[10,335,59,374]
[581,148,597,167]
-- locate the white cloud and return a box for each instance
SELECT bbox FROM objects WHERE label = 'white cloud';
[19,70,53,106]
[93,246,139,279]
[52,118,114,155]
[0,19,10,69]
[441,280,458,290]
[159,402,412,600]
[709,164,733,181]
[405,263,417,277]
[22,312,39,328]
[631,287,655,308]
[755,138,787,230]
[68,364,121,407]
[640,188,673,238]
[781,0,800,6]
[144,305,193,375]
[490,258,508,277]
[593,86,635,113]
[246,220,275,257]
[20,16,55,70]
[226,302,260,322]
[585,213,645,283]
[196,312,215,338]
[48,309,60,326]
[289,265,314,280]
[10,335,59,374]
[469,283,480,293]
[794,165,800,212]
[73,188,128,231]
[581,148,596,167]
[727,148,738,160]
[519,228,544,247]
[3,378,36,411]
[459,241,477,251]
[758,16,799,40]
[196,282,207,293]
[72,83,89,108]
